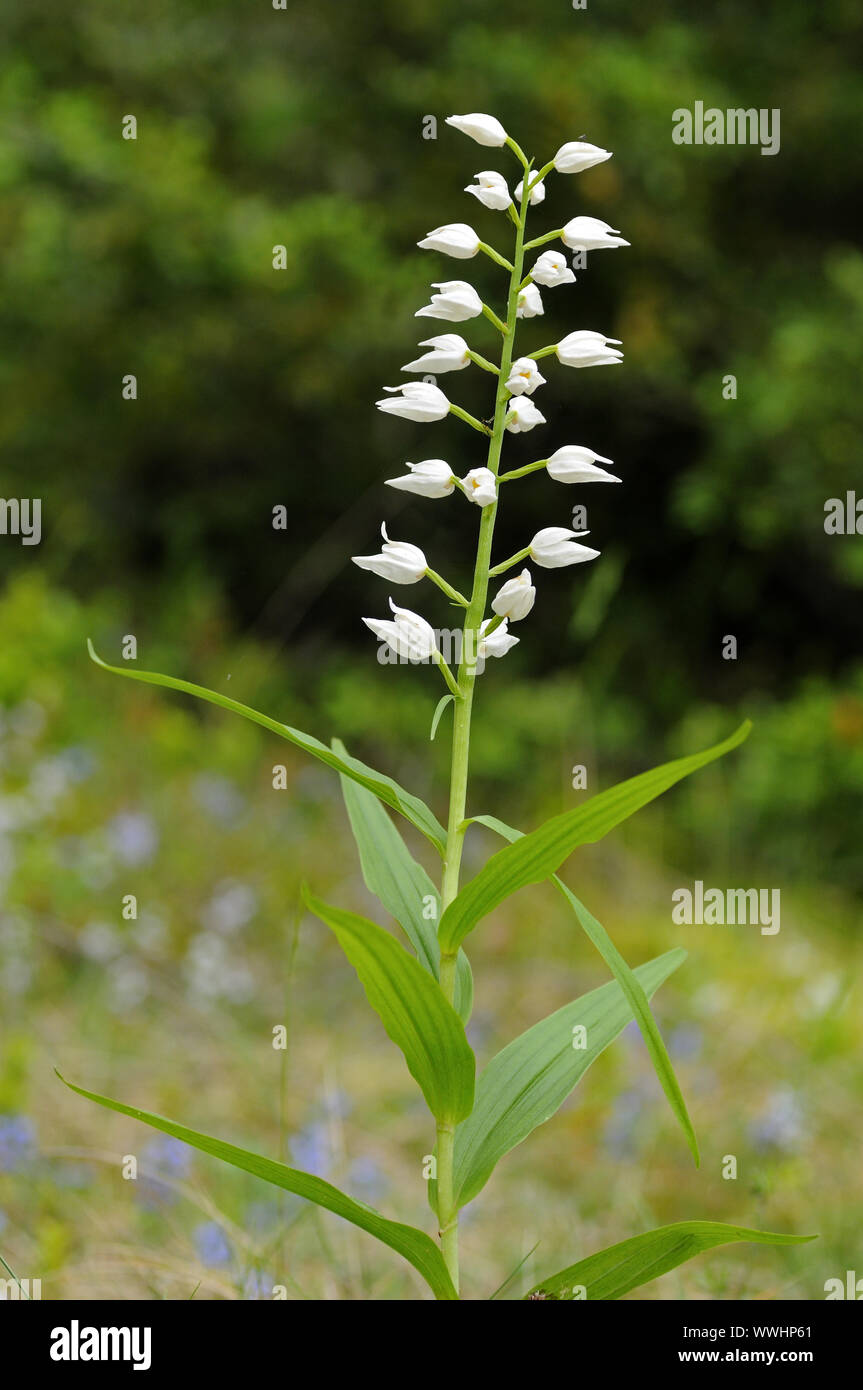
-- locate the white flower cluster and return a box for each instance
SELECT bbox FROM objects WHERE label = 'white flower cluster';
[355,114,628,674]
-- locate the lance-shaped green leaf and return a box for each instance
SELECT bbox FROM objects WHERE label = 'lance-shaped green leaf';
[335,740,473,1022]
[302,887,475,1125]
[524,1221,816,1300]
[56,1071,457,1301]
[438,721,751,952]
[473,813,699,1167]
[87,641,446,855]
[450,948,686,1208]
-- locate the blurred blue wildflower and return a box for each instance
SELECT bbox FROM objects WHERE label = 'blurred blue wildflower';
[348,1156,388,1202]
[108,811,159,866]
[291,1122,330,1178]
[602,1089,643,1158]
[194,1221,232,1268]
[200,880,257,934]
[0,1115,37,1173]
[668,1023,703,1062]
[243,1269,275,1300]
[749,1087,805,1152]
[136,1135,193,1208]
[192,774,245,825]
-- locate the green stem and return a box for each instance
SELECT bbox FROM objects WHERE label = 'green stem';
[426,567,469,607]
[523,228,563,252]
[499,458,548,482]
[468,350,500,376]
[488,546,531,577]
[478,241,514,272]
[434,162,534,1297]
[449,403,491,435]
[481,303,507,335]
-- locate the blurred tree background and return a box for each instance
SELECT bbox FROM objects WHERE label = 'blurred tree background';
[2,0,862,891]
[1,0,862,1300]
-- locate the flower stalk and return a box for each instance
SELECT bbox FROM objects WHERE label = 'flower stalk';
[435,167,535,1290]
[364,114,629,1295]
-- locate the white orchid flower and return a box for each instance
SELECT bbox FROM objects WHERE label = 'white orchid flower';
[363,598,438,662]
[416,280,483,322]
[385,459,456,499]
[505,357,545,396]
[462,467,497,507]
[517,284,544,319]
[445,113,508,148]
[465,170,512,211]
[515,176,545,205]
[553,141,613,174]
[561,216,629,251]
[556,330,623,368]
[492,568,536,621]
[531,250,576,287]
[505,398,546,433]
[529,526,599,568]
[376,382,451,421]
[402,335,471,374]
[478,618,519,661]
[417,223,481,259]
[546,445,620,484]
[352,523,427,584]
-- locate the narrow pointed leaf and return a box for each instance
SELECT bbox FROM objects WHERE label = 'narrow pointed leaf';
[429,694,454,741]
[56,1072,457,1300]
[474,813,699,1167]
[302,888,475,1125]
[452,948,686,1207]
[87,641,446,854]
[438,721,751,952]
[335,742,473,1021]
[525,1221,816,1300]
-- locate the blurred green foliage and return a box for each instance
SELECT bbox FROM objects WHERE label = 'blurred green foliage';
[1,0,861,700]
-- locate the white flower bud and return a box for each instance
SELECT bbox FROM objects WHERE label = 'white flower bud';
[561,216,629,251]
[401,335,471,374]
[546,445,620,484]
[462,467,497,507]
[363,598,438,662]
[504,357,545,396]
[531,250,576,288]
[465,170,512,212]
[553,141,613,174]
[529,526,599,569]
[505,398,546,433]
[445,113,508,147]
[556,330,623,368]
[385,459,456,499]
[352,523,427,584]
[478,618,519,660]
[416,281,483,322]
[515,176,545,205]
[517,284,544,319]
[417,223,481,259]
[376,382,451,421]
[492,569,536,621]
